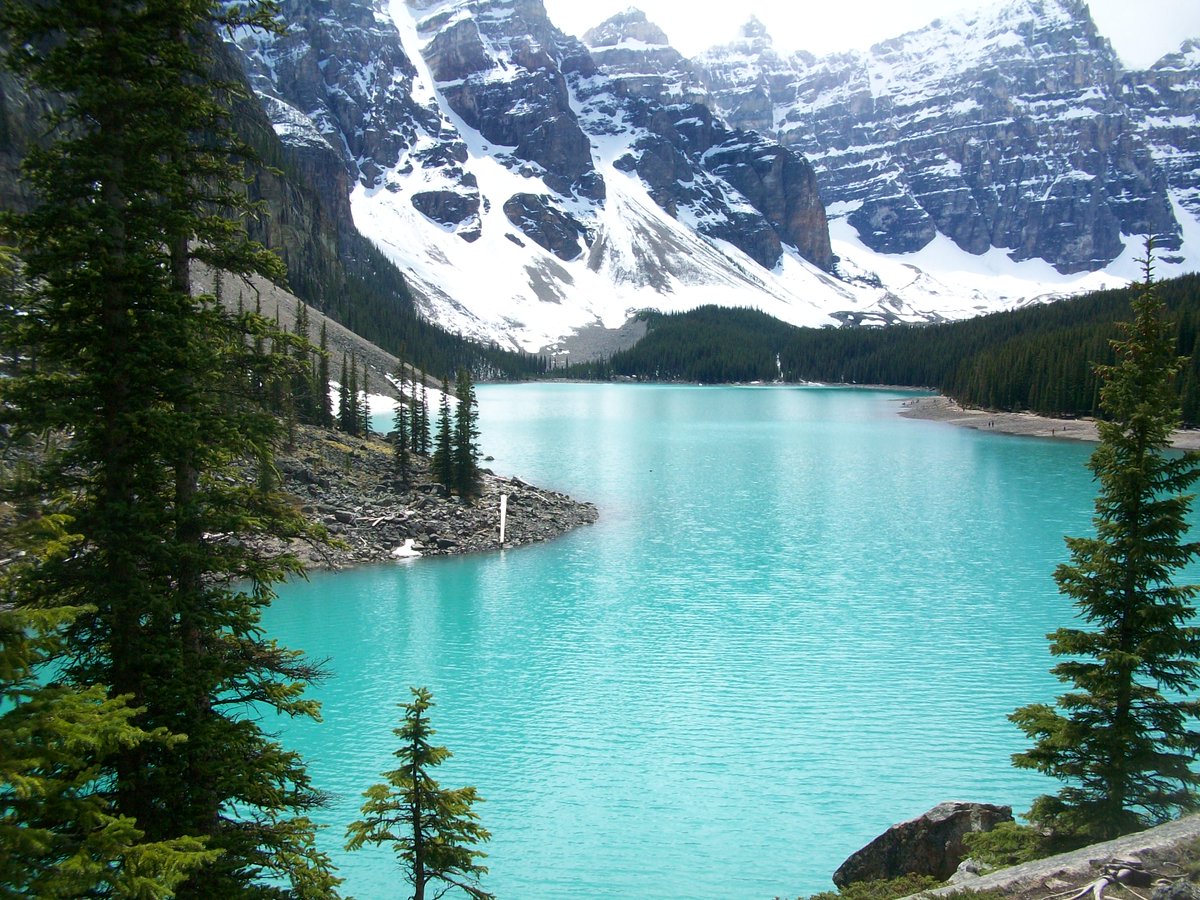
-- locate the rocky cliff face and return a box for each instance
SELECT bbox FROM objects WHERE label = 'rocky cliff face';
[220,0,845,351]
[694,0,1193,274]
[10,0,1190,356]
[1123,39,1200,256]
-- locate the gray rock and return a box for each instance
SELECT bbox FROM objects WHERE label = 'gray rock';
[832,801,1014,887]
[948,857,987,885]
[503,193,589,261]
[695,2,1188,274]
[411,189,479,228]
[1153,882,1200,900]
[924,815,1200,900]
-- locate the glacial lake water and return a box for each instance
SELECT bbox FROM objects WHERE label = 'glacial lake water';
[263,384,1130,899]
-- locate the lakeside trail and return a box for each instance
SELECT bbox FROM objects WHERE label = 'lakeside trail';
[898,395,1200,451]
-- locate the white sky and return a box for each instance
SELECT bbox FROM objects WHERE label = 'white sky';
[543,0,1200,70]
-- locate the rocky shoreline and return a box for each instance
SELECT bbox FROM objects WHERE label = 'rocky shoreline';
[264,425,598,569]
[897,395,1200,451]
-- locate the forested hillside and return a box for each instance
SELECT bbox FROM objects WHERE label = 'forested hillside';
[566,274,1200,425]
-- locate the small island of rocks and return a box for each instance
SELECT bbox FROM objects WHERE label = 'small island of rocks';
[264,424,598,569]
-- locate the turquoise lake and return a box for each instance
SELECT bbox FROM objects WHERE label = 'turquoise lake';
[263,384,1118,899]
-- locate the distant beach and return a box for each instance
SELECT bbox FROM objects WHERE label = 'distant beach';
[897,395,1200,451]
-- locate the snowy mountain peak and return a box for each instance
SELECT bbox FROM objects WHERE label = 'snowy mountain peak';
[696,0,1195,278]
[739,16,771,43]
[224,0,1200,357]
[582,8,671,49]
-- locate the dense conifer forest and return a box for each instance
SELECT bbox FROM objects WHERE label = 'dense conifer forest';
[564,273,1200,425]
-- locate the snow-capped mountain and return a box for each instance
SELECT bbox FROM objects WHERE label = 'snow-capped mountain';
[695,0,1199,275]
[227,0,1200,354]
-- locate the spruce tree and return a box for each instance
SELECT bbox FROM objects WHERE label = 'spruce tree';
[361,367,372,436]
[394,369,412,486]
[339,353,353,434]
[431,377,455,488]
[345,687,493,900]
[409,376,423,455]
[347,352,361,437]
[318,321,333,427]
[0,602,218,898]
[292,299,316,424]
[413,381,432,456]
[452,367,481,498]
[0,0,340,895]
[1011,245,1200,842]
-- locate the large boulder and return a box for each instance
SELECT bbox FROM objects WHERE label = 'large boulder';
[832,801,1013,887]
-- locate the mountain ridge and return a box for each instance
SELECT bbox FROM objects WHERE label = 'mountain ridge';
[222,0,1200,357]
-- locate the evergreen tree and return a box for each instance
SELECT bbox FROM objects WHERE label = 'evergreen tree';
[338,353,352,434]
[0,1,340,895]
[345,687,493,900]
[346,352,361,437]
[318,321,333,428]
[292,299,316,424]
[431,377,455,488]
[394,369,412,485]
[413,381,431,456]
[361,367,372,436]
[1010,246,1200,842]
[452,368,481,498]
[0,601,217,898]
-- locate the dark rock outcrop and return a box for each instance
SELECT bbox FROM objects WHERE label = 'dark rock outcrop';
[503,193,588,260]
[832,801,1014,887]
[582,9,697,102]
[411,189,482,241]
[232,0,440,186]
[413,0,600,198]
[1122,40,1200,265]
[0,72,56,215]
[576,11,833,270]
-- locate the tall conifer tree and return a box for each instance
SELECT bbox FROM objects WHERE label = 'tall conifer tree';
[393,369,412,485]
[431,377,454,488]
[361,367,372,436]
[0,1,340,895]
[347,352,361,437]
[452,368,481,498]
[413,381,431,456]
[318,321,333,428]
[1011,245,1200,841]
[338,353,352,434]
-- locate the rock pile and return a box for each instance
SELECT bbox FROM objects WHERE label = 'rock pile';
[266,425,598,569]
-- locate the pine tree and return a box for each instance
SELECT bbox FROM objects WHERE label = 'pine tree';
[413,381,432,456]
[394,369,412,486]
[345,687,493,900]
[0,602,218,898]
[0,1,340,895]
[361,367,372,436]
[1010,244,1200,842]
[338,353,351,433]
[409,376,422,455]
[318,321,333,428]
[452,367,481,498]
[431,376,455,488]
[346,352,361,437]
[292,299,316,424]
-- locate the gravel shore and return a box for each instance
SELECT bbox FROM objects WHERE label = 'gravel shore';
[898,395,1200,451]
